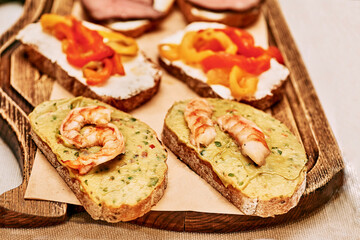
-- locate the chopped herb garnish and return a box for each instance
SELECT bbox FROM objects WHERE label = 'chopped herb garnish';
[148,177,159,187]
[146,130,151,134]
[239,181,244,186]
[228,173,235,177]
[63,150,68,153]
[74,152,79,157]
[69,104,74,109]
[277,149,283,155]
[135,131,140,134]
[118,170,121,174]
[200,150,205,156]
[110,176,115,180]
[84,180,88,185]
[52,116,57,120]
[214,141,222,147]
[128,176,133,180]
[130,117,137,122]
[103,187,108,192]
[143,141,149,145]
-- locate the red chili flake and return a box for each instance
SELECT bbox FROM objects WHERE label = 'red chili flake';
[149,144,155,149]
[141,151,148,157]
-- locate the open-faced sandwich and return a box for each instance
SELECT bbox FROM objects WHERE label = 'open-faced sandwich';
[17,14,161,112]
[177,0,264,28]
[162,98,307,217]
[29,97,168,222]
[80,0,176,37]
[158,22,289,110]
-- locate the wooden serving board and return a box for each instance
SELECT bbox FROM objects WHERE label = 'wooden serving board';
[0,0,344,232]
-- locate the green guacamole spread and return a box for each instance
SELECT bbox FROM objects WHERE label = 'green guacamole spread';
[29,97,167,207]
[165,99,307,200]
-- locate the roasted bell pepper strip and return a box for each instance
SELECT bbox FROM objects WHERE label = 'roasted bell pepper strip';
[265,46,284,64]
[206,68,230,87]
[158,43,180,61]
[229,66,258,99]
[111,53,125,75]
[98,31,138,56]
[201,53,271,75]
[40,14,72,33]
[219,27,265,57]
[83,59,113,85]
[61,19,115,68]
[179,29,237,64]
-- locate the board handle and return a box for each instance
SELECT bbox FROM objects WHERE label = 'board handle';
[0,88,67,228]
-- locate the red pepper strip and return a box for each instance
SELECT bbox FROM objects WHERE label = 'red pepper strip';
[218,28,265,57]
[66,44,114,68]
[194,38,225,52]
[111,53,125,75]
[201,53,271,75]
[53,22,74,41]
[53,19,115,68]
[83,58,113,85]
[265,46,284,64]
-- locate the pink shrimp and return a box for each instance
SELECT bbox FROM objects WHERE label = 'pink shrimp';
[60,105,125,175]
[184,98,216,147]
[217,114,270,166]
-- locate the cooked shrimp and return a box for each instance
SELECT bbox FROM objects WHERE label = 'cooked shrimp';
[184,98,216,147]
[217,114,270,166]
[60,106,112,148]
[60,105,125,175]
[62,123,125,175]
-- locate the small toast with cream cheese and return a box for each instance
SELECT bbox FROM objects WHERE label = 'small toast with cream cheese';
[158,22,289,110]
[17,14,161,112]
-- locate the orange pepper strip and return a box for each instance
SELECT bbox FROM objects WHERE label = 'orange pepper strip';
[111,53,125,76]
[229,66,258,99]
[206,68,231,87]
[83,59,113,86]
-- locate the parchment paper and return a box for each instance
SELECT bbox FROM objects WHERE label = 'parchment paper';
[25,10,269,214]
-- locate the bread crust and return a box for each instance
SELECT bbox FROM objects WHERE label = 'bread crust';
[159,57,287,110]
[177,0,263,28]
[30,129,168,222]
[23,44,161,112]
[82,1,174,38]
[162,117,306,217]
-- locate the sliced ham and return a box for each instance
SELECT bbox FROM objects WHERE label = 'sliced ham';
[81,0,164,21]
[187,0,261,12]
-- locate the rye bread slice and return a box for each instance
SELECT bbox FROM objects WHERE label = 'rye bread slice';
[23,44,161,112]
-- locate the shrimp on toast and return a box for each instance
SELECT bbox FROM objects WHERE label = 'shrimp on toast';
[217,114,270,166]
[60,105,125,174]
[60,105,112,148]
[184,98,216,147]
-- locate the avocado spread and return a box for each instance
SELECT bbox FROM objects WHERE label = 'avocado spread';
[165,99,307,200]
[29,97,167,207]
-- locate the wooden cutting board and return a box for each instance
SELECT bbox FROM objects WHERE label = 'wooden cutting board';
[0,0,344,232]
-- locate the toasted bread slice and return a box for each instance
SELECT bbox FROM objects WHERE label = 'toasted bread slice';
[29,97,168,222]
[162,98,307,217]
[17,21,161,112]
[80,0,175,38]
[177,0,264,28]
[158,22,289,110]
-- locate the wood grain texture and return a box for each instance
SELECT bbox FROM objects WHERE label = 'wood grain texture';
[0,0,344,232]
[0,88,67,228]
